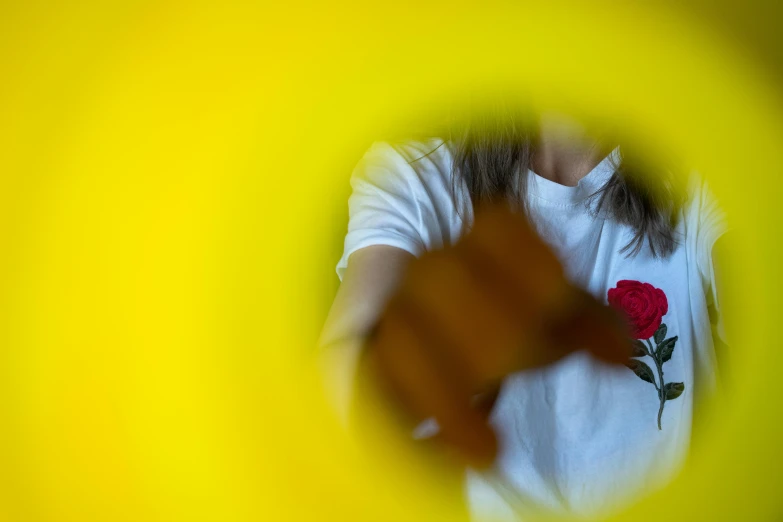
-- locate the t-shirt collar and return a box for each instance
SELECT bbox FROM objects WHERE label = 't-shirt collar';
[526,146,621,205]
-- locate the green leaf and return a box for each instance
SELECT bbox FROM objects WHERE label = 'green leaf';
[664,382,685,400]
[658,336,679,363]
[654,323,667,345]
[625,359,656,385]
[631,340,647,357]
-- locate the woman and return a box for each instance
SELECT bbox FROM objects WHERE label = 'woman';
[318,105,729,520]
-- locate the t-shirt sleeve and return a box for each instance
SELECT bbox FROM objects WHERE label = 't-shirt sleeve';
[694,178,729,297]
[336,141,432,280]
[691,176,730,342]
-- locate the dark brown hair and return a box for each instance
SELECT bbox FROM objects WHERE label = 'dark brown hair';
[409,105,685,258]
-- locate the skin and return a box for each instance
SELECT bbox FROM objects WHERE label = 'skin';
[317,113,725,471]
[531,111,615,186]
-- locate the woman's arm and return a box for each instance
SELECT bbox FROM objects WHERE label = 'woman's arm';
[317,245,414,421]
[317,206,631,468]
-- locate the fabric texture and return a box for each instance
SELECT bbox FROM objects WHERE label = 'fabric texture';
[336,139,728,520]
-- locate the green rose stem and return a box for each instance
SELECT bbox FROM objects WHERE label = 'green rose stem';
[645,338,665,430]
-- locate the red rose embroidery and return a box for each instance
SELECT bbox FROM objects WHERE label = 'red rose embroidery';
[607,280,668,340]
[609,280,683,430]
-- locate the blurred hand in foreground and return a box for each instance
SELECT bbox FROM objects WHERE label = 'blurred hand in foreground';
[355,204,631,468]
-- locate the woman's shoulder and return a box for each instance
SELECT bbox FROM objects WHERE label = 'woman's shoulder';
[353,137,459,201]
[678,171,728,289]
[681,171,727,231]
[338,137,463,278]
[362,137,454,178]
[386,136,452,163]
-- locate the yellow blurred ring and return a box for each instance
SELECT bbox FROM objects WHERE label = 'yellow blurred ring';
[1,1,782,521]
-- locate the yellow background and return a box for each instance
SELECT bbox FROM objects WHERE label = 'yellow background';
[1,1,782,520]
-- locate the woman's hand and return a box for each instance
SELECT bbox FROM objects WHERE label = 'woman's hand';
[355,204,630,468]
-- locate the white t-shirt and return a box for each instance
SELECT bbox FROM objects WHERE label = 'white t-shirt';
[336,138,727,520]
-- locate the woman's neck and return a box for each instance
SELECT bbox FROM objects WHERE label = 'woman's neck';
[531,112,612,187]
